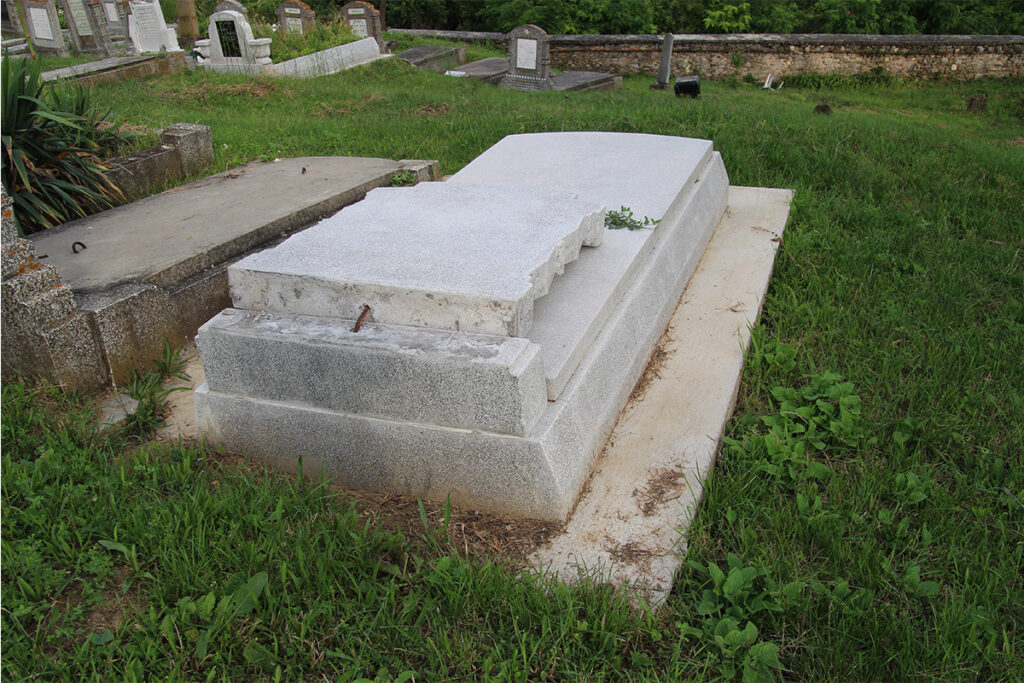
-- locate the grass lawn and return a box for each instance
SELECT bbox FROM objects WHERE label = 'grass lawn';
[2,55,1023,681]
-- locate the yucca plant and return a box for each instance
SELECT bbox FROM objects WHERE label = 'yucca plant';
[1,57,132,235]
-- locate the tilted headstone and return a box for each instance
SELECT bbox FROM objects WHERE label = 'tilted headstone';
[338,1,381,47]
[1,0,25,37]
[652,33,674,89]
[499,24,554,92]
[21,0,67,55]
[99,0,126,36]
[195,9,271,72]
[58,0,102,52]
[128,0,181,52]
[83,0,119,55]
[213,0,246,16]
[275,0,314,35]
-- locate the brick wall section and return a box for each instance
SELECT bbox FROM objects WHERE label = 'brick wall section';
[392,30,1024,80]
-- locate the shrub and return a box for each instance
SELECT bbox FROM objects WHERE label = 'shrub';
[1,58,132,235]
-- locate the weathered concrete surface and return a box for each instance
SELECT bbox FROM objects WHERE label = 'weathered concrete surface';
[26,156,439,387]
[198,308,547,435]
[529,186,794,606]
[450,132,718,398]
[41,52,188,85]
[230,182,605,337]
[397,44,465,72]
[551,71,622,91]
[446,56,508,83]
[267,37,387,78]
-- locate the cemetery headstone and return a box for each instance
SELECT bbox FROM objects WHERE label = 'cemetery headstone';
[21,0,67,55]
[499,24,554,92]
[58,0,102,52]
[196,9,271,72]
[98,0,127,38]
[275,0,314,35]
[83,0,119,55]
[338,1,381,47]
[1,0,25,37]
[213,0,246,15]
[652,33,674,89]
[128,0,181,52]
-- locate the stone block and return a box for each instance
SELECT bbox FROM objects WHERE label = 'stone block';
[160,123,213,176]
[198,308,547,435]
[230,182,605,336]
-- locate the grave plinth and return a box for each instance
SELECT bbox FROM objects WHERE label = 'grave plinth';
[195,132,729,521]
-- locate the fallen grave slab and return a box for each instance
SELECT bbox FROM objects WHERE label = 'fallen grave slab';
[551,70,622,92]
[195,132,731,521]
[446,56,508,83]
[397,44,465,72]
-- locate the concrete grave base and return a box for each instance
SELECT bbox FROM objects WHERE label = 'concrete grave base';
[195,133,731,521]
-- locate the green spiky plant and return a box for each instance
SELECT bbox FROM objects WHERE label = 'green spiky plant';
[1,57,132,235]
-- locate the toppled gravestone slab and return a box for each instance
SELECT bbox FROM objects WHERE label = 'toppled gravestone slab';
[230,182,605,337]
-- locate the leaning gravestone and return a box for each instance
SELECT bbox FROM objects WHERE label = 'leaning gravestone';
[128,0,181,52]
[275,0,314,35]
[652,33,674,89]
[21,0,67,55]
[499,24,554,92]
[194,132,730,521]
[338,0,381,47]
[58,0,102,52]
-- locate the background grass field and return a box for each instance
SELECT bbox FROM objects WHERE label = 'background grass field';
[3,53,1022,681]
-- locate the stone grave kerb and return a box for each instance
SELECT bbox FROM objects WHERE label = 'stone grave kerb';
[58,0,103,52]
[499,24,554,92]
[21,0,68,55]
[338,0,382,48]
[275,0,314,35]
[204,9,271,69]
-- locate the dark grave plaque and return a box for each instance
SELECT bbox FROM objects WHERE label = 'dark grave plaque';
[216,19,241,57]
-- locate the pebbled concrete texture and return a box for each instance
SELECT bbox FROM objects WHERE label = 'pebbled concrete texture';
[196,141,730,521]
[529,186,794,606]
[198,308,547,435]
[229,182,605,337]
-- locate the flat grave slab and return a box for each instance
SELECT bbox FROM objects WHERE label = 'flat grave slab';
[446,56,508,83]
[397,44,465,72]
[230,182,605,337]
[551,71,622,92]
[450,132,720,398]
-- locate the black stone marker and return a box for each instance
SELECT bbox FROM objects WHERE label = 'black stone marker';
[674,75,700,98]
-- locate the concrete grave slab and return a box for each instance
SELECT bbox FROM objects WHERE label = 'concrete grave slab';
[198,308,547,435]
[397,44,465,72]
[446,56,508,83]
[551,71,622,92]
[230,182,605,337]
[449,132,719,398]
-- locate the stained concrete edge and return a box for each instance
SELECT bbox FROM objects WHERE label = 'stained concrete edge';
[528,185,794,607]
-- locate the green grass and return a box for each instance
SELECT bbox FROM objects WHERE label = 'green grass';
[7,53,109,72]
[3,61,1023,680]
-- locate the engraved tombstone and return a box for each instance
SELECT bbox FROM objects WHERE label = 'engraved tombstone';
[59,0,102,52]
[22,0,68,55]
[499,24,554,92]
[196,9,271,72]
[338,0,381,47]
[128,0,181,52]
[274,0,314,35]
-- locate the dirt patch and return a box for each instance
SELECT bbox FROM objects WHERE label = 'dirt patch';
[632,467,686,516]
[1008,136,1024,146]
[415,103,451,117]
[626,326,675,405]
[83,568,146,634]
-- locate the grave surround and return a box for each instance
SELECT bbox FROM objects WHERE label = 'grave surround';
[195,132,729,520]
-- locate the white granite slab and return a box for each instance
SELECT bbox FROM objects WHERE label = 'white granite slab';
[450,132,719,399]
[230,182,604,337]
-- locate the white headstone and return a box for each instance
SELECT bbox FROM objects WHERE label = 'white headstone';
[128,0,181,52]
[103,1,119,23]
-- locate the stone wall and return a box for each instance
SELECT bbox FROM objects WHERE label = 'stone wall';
[392,30,1024,80]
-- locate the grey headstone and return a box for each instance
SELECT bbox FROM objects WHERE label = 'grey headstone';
[2,0,25,36]
[58,0,101,52]
[22,0,67,55]
[653,33,674,89]
[274,0,314,35]
[338,0,381,47]
[499,24,553,92]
